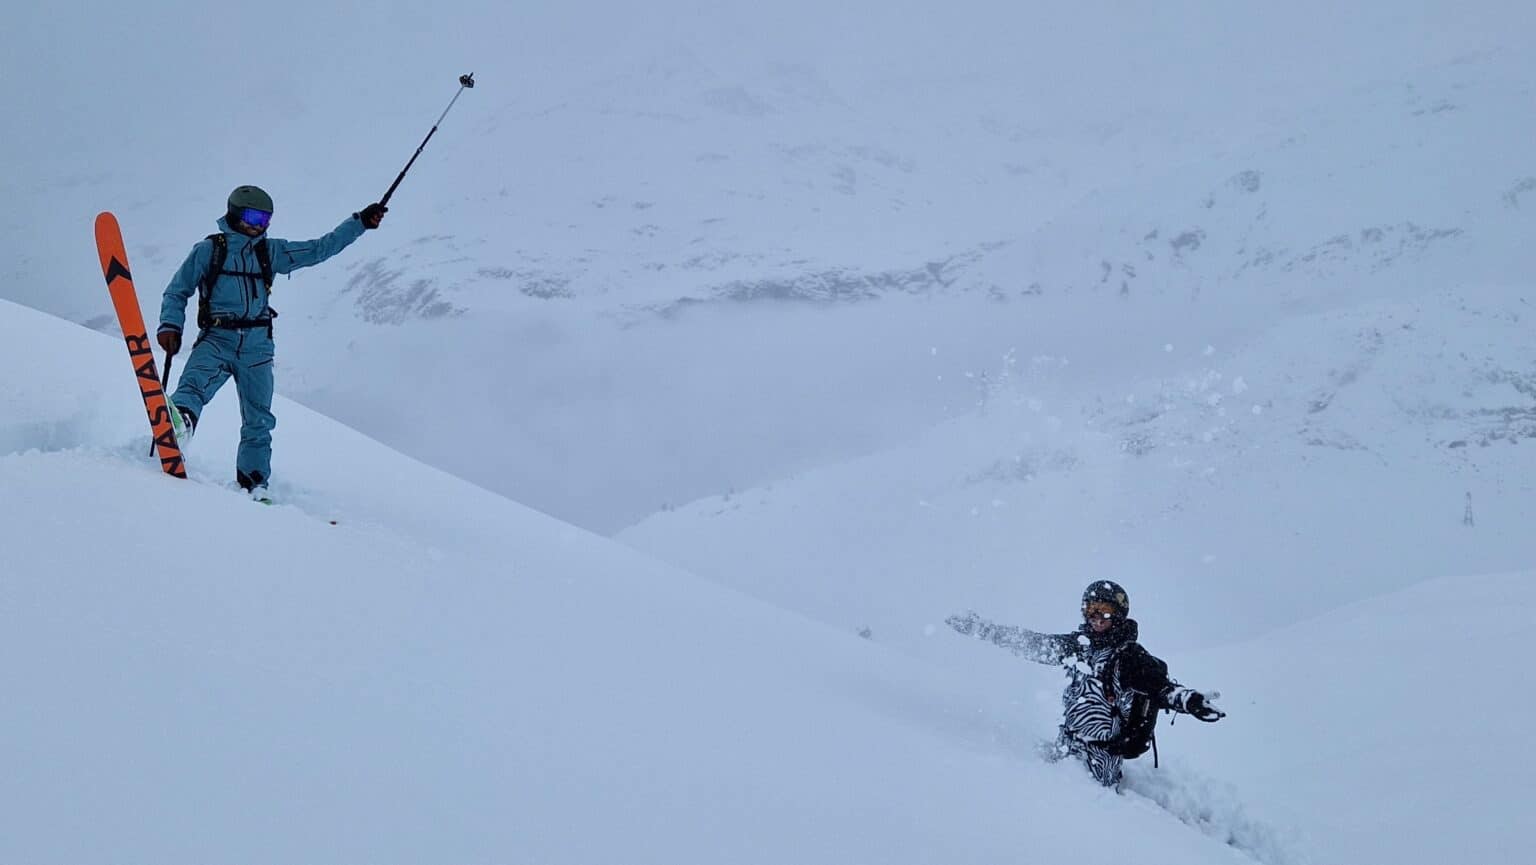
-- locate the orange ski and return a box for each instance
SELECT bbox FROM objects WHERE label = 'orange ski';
[94,211,187,478]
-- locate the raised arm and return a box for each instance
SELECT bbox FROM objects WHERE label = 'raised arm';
[945,611,1080,666]
[266,214,366,275]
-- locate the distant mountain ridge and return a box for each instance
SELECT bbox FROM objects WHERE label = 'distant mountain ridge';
[324,52,1530,333]
[5,44,1532,534]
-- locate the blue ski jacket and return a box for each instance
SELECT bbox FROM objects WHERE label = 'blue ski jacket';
[158,214,366,334]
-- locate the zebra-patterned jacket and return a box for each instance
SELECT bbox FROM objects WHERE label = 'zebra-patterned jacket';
[947,612,1181,751]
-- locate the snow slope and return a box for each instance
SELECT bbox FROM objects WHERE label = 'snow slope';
[1,298,1280,863]
[6,297,1527,865]
[1159,569,1534,865]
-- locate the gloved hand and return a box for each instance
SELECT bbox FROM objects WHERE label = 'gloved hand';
[356,202,388,229]
[1175,688,1226,722]
[157,327,181,356]
[946,611,982,636]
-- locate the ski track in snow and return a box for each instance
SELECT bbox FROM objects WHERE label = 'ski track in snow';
[1122,764,1312,865]
[28,439,354,528]
[958,708,1309,865]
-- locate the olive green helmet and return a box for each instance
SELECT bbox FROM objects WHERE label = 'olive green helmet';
[228,185,274,211]
[226,185,274,227]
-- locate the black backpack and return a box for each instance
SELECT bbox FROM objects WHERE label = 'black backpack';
[1098,648,1164,761]
[1107,690,1160,759]
[197,233,274,329]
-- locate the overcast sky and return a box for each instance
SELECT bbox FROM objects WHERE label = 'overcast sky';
[5,1,1527,180]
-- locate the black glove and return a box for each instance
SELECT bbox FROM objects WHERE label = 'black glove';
[1182,690,1226,722]
[356,202,388,229]
[157,327,182,356]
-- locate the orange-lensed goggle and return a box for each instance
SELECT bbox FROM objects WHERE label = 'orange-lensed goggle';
[1083,601,1122,620]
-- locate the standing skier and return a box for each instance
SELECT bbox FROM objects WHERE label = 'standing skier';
[947,581,1225,788]
[157,185,386,501]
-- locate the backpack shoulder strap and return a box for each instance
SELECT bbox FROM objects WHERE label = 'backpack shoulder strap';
[201,234,227,290]
[1117,641,1171,693]
[197,233,227,330]
[253,237,273,288]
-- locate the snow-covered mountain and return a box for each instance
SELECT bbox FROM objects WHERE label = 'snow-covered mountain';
[615,45,1536,647]
[595,45,1536,661]
[621,280,1536,646]
[6,3,1532,533]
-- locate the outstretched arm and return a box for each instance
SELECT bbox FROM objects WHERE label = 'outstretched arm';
[1121,645,1226,721]
[945,611,1080,665]
[1164,686,1226,721]
[267,214,367,275]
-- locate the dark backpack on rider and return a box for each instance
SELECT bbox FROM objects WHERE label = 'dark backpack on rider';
[1099,648,1166,761]
[1104,690,1160,759]
[197,233,274,330]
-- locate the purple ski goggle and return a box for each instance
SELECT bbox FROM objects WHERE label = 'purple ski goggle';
[238,207,272,229]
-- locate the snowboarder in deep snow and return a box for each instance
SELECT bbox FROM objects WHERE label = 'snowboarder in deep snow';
[156,186,386,501]
[947,580,1225,788]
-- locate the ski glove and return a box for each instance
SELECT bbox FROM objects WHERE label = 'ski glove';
[157,327,182,356]
[1171,687,1226,722]
[356,203,388,229]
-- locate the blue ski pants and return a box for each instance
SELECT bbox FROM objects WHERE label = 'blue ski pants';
[169,326,276,485]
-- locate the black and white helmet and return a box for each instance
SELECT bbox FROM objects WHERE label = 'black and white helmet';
[1081,580,1130,621]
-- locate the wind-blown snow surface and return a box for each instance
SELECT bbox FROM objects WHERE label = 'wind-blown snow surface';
[1,299,1285,863]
